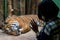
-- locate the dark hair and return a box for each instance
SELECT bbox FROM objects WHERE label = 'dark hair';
[38,0,59,21]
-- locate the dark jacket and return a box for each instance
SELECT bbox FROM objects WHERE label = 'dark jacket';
[37,0,60,40]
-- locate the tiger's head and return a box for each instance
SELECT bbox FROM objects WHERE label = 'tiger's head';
[3,16,22,36]
[3,20,22,36]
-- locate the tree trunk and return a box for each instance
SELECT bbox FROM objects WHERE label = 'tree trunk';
[8,0,13,16]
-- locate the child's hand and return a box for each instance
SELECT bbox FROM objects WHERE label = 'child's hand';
[30,19,39,33]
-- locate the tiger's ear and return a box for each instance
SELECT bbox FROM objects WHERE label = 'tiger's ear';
[8,15,12,18]
[8,8,14,17]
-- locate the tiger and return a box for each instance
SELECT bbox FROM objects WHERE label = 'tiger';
[3,15,44,36]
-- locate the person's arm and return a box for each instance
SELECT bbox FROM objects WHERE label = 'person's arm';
[30,19,50,40]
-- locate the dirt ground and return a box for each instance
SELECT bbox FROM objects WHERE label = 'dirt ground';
[0,27,42,40]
